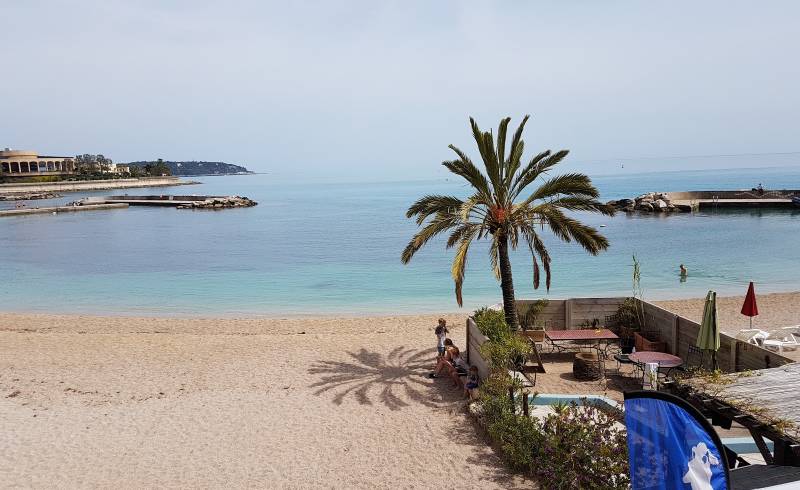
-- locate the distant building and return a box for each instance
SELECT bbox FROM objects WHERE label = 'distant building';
[0,149,76,178]
[114,164,130,174]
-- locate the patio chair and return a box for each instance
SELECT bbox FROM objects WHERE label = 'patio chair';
[634,332,666,353]
[685,345,706,371]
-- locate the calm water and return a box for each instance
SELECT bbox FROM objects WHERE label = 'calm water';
[2,167,799,316]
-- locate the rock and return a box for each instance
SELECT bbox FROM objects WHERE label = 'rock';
[674,204,693,212]
[606,200,618,207]
[618,198,634,207]
[637,202,653,212]
[654,199,668,210]
[623,205,635,212]
[636,192,655,201]
[179,195,258,210]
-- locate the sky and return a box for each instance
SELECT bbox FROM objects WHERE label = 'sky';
[2,1,799,181]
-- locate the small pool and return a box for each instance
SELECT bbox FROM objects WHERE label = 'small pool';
[528,393,619,411]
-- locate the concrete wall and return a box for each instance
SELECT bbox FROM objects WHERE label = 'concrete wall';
[0,177,194,195]
[515,297,625,330]
[667,189,800,200]
[638,300,792,372]
[466,317,490,380]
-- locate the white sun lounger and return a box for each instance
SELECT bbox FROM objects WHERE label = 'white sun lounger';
[762,327,800,354]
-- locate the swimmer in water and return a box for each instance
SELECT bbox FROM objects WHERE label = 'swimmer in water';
[680,264,688,277]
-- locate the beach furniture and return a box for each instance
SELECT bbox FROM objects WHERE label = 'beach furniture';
[697,290,721,370]
[735,328,770,346]
[629,351,683,384]
[762,327,800,354]
[633,331,666,352]
[545,329,619,379]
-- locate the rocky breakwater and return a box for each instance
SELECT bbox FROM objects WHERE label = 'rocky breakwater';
[0,191,61,201]
[177,196,257,209]
[607,192,693,214]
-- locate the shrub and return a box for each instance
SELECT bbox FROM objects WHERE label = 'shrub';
[518,299,549,330]
[473,307,531,371]
[531,402,629,489]
[473,307,508,340]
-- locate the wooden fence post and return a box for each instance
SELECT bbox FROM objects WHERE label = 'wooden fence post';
[522,392,529,417]
[565,299,573,330]
[466,318,471,363]
[671,314,679,356]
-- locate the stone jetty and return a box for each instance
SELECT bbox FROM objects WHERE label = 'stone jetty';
[82,194,258,209]
[607,192,693,214]
[0,191,61,201]
[176,196,257,209]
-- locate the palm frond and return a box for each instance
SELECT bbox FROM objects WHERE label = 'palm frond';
[443,146,492,199]
[549,196,616,215]
[405,194,464,225]
[539,207,610,255]
[452,228,478,306]
[469,118,501,193]
[489,236,501,280]
[401,212,460,264]
[446,223,480,249]
[510,150,551,197]
[496,117,511,179]
[511,150,571,198]
[519,172,599,209]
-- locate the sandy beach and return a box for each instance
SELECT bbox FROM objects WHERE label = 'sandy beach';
[0,312,535,489]
[1,292,797,488]
[655,291,800,331]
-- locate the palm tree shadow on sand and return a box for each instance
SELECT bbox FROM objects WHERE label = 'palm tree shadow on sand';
[308,346,461,410]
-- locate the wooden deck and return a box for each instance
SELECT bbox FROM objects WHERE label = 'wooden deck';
[673,363,800,465]
[703,363,800,432]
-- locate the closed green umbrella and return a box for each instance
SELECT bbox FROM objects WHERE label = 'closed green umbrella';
[696,290,720,369]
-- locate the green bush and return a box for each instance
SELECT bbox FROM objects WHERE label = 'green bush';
[473,307,531,371]
[531,402,629,489]
[474,304,629,488]
[518,299,549,329]
[473,307,508,340]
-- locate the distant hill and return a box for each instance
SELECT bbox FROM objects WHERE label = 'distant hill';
[127,161,253,176]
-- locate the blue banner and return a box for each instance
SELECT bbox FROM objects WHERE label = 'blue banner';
[625,392,729,490]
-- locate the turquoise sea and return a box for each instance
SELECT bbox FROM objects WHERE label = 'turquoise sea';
[2,167,799,316]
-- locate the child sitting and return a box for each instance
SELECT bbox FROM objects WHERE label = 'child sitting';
[464,366,480,400]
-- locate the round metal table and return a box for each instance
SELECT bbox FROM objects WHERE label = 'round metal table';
[629,351,683,381]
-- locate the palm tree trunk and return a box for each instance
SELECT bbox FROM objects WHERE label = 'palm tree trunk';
[497,234,519,329]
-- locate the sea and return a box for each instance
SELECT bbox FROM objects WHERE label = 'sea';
[2,166,799,316]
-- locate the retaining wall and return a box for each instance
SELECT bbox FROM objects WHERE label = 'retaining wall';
[0,177,195,194]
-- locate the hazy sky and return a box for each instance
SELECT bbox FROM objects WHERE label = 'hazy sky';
[3,1,799,180]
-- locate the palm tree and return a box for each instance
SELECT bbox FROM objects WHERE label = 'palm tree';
[401,116,614,328]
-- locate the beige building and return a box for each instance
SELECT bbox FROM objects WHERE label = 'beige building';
[0,149,76,178]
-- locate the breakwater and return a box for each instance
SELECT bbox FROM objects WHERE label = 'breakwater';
[609,189,800,213]
[0,177,198,196]
[82,195,257,209]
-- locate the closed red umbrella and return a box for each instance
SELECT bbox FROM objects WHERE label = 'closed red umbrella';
[741,282,759,328]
